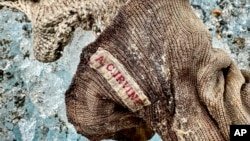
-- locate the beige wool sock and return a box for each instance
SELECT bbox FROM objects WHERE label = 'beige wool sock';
[0,0,126,62]
[64,0,250,140]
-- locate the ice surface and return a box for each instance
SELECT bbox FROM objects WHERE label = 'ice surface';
[191,0,250,69]
[0,9,94,141]
[0,0,249,140]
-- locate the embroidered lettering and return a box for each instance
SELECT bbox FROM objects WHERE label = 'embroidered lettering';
[116,75,125,84]
[122,81,130,89]
[89,48,151,112]
[127,91,138,100]
[112,71,121,77]
[134,99,143,105]
[125,87,133,94]
[107,64,115,71]
[95,56,105,65]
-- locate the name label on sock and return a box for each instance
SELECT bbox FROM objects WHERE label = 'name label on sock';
[89,47,151,112]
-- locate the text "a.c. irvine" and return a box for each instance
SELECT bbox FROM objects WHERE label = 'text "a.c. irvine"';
[88,48,151,112]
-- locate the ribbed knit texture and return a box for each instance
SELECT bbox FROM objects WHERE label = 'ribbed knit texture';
[0,0,127,62]
[65,0,250,140]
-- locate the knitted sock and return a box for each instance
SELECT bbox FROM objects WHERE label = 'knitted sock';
[66,0,250,140]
